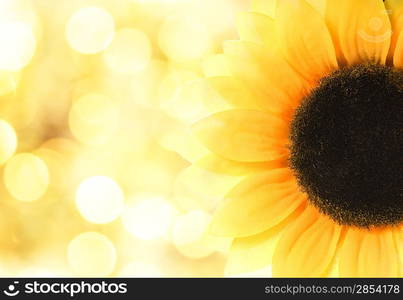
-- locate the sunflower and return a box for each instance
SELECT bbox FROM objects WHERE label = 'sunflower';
[192,0,402,277]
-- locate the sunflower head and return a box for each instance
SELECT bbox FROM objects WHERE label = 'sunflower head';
[192,0,403,277]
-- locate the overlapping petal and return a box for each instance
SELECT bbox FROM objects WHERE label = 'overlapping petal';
[223,41,309,115]
[209,169,306,237]
[393,34,403,67]
[207,76,262,110]
[251,0,276,18]
[385,0,403,66]
[339,227,401,277]
[195,153,287,176]
[276,0,338,82]
[237,12,276,48]
[326,0,392,65]
[272,205,342,277]
[193,109,289,162]
[225,206,306,275]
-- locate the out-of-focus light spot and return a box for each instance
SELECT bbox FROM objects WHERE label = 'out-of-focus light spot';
[67,232,116,277]
[35,148,68,190]
[0,21,36,71]
[76,176,125,224]
[172,210,216,259]
[104,28,151,74]
[40,138,80,162]
[68,93,119,145]
[119,160,174,196]
[161,79,207,123]
[119,261,163,277]
[0,0,14,10]
[122,196,175,241]
[4,153,49,202]
[66,6,115,54]
[158,69,199,105]
[158,15,212,61]
[0,120,17,165]
[0,71,19,95]
[130,59,167,107]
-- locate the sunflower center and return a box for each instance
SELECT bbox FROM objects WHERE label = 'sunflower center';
[289,63,402,228]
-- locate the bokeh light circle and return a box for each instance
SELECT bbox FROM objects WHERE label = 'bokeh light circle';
[122,196,175,241]
[66,6,115,54]
[0,71,19,95]
[76,176,125,224]
[0,120,17,165]
[172,210,216,259]
[0,21,36,71]
[158,15,211,61]
[68,93,119,145]
[67,231,116,276]
[103,28,152,74]
[4,153,49,202]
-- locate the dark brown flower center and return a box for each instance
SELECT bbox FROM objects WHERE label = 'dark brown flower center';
[289,63,403,228]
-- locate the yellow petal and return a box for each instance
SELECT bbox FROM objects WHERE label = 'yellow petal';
[207,76,261,110]
[326,0,392,65]
[210,170,306,237]
[223,41,308,115]
[394,34,403,68]
[253,0,327,18]
[397,227,403,276]
[276,0,338,82]
[225,206,306,275]
[385,0,403,64]
[272,205,342,277]
[339,227,401,277]
[196,153,287,176]
[193,109,288,162]
[237,12,276,48]
[251,0,276,18]
[306,0,327,17]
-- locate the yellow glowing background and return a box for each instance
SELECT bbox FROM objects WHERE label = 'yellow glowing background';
[0,0,275,277]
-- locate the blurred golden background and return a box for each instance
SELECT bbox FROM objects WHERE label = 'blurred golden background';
[0,0,275,277]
